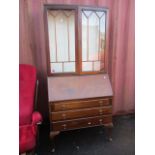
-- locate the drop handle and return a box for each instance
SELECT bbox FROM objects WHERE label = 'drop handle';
[99,101,103,106]
[62,104,66,109]
[99,119,103,124]
[62,124,67,129]
[62,113,66,118]
[88,122,92,125]
[99,109,103,114]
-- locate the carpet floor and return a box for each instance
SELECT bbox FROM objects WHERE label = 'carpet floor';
[37,114,135,155]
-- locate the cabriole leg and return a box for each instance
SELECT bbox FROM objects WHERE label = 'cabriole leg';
[50,131,60,153]
[104,123,113,141]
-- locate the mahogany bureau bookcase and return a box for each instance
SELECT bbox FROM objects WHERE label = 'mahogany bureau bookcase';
[44,4,113,149]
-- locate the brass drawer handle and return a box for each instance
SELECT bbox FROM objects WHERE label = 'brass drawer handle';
[99,100,103,106]
[62,124,67,129]
[99,109,103,114]
[62,104,66,109]
[88,122,91,125]
[62,113,66,118]
[99,119,103,124]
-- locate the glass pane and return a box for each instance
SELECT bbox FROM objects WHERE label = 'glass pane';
[51,63,62,73]
[63,11,72,17]
[94,61,100,71]
[100,14,106,62]
[96,12,104,18]
[82,14,87,61]
[64,62,75,72]
[47,13,56,62]
[100,14,105,48]
[68,14,75,61]
[100,61,104,71]
[47,10,76,73]
[88,12,99,61]
[83,11,92,17]
[49,11,59,17]
[82,10,106,72]
[82,62,93,71]
[55,12,68,61]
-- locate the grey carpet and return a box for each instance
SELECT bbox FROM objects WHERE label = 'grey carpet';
[37,114,135,155]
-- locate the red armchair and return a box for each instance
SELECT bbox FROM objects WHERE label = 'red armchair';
[19,64,42,154]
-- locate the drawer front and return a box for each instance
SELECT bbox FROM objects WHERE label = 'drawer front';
[52,115,112,131]
[51,106,112,121]
[51,98,111,111]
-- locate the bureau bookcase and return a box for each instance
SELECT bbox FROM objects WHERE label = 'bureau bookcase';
[44,4,113,150]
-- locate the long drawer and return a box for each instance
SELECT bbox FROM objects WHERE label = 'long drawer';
[51,98,111,111]
[52,115,112,131]
[51,106,112,121]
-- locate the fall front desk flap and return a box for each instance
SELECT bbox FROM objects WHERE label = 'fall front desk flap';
[48,74,113,102]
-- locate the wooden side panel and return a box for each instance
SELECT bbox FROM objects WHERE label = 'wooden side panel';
[19,0,135,121]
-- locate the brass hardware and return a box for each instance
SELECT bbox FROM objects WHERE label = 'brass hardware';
[88,122,91,125]
[99,119,103,124]
[62,113,66,118]
[62,124,67,129]
[99,100,103,104]
[99,100,103,106]
[62,104,66,109]
[99,109,103,114]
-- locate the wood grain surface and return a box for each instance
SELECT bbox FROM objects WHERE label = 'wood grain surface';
[48,74,113,102]
[51,98,110,111]
[52,115,112,131]
[51,106,112,121]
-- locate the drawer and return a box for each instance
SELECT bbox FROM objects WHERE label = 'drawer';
[52,115,112,131]
[51,106,112,121]
[51,98,111,111]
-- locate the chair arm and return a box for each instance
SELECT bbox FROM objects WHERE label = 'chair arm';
[32,111,42,125]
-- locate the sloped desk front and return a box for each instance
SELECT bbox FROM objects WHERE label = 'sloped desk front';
[48,74,113,141]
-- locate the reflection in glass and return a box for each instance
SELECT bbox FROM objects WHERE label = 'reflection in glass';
[64,62,75,72]
[82,10,105,72]
[94,61,100,71]
[51,63,62,73]
[82,62,93,71]
[47,10,76,73]
[82,14,87,61]
[88,12,99,61]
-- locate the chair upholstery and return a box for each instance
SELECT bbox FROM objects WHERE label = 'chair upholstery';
[19,64,42,153]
